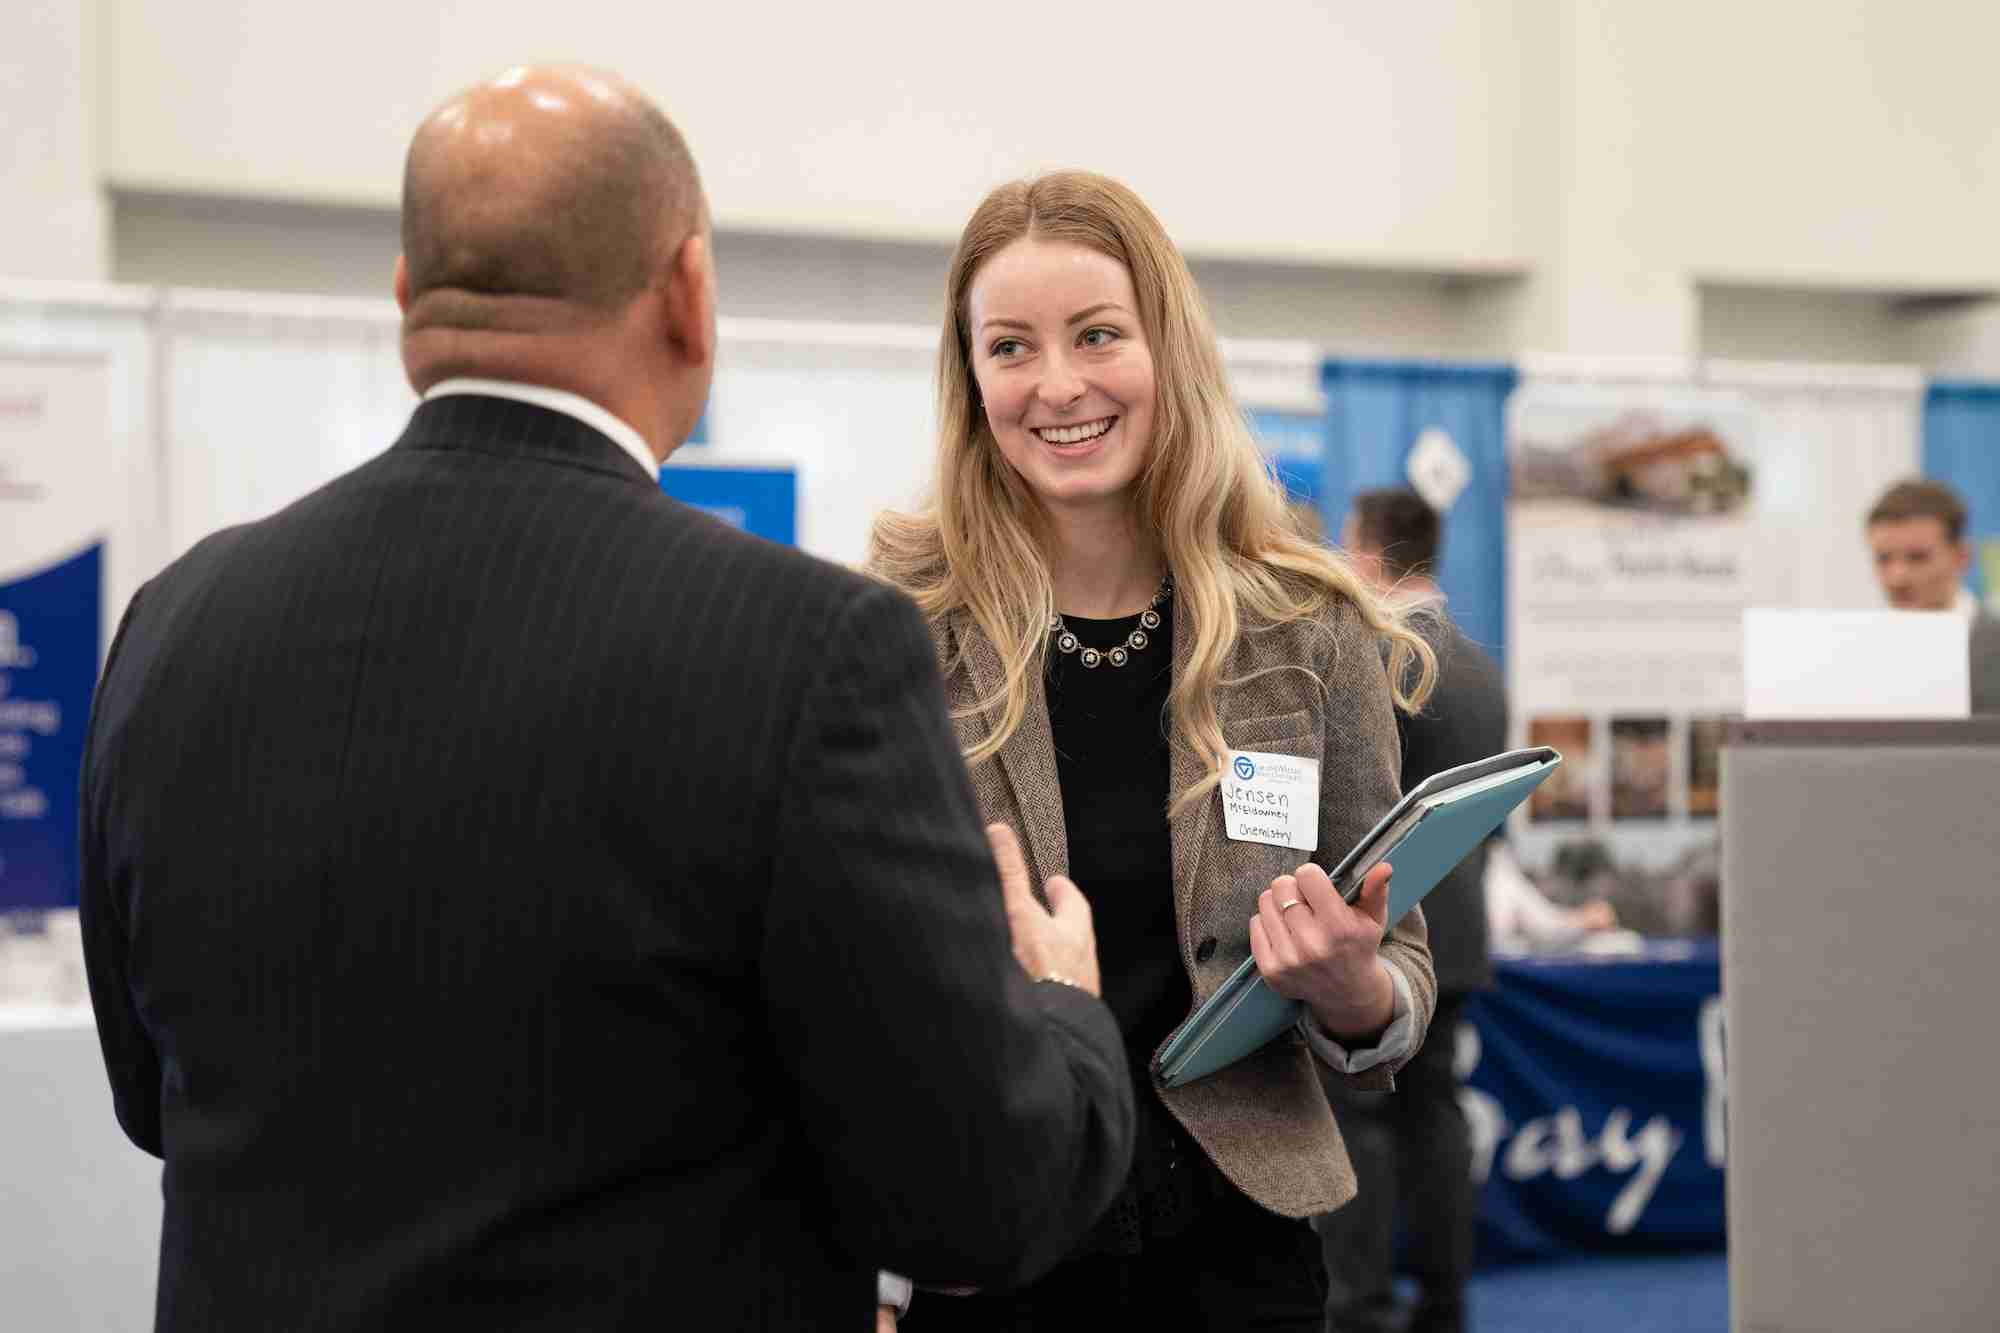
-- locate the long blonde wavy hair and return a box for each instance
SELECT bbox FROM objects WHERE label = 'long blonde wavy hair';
[869,171,1436,813]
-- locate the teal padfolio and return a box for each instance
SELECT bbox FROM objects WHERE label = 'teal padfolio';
[1153,747,1562,1089]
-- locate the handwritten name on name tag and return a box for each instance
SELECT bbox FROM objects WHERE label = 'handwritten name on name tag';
[1221,749,1319,851]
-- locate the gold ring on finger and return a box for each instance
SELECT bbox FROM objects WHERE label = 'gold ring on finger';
[1278,898,1306,913]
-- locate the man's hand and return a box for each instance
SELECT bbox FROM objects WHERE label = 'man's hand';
[988,823,1102,998]
[1249,861,1397,1041]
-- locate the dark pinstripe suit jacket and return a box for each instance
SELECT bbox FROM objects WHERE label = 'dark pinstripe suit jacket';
[79,394,1134,1332]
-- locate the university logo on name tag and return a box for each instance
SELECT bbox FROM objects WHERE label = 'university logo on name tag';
[1221,750,1319,851]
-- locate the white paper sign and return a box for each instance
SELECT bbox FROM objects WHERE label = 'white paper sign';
[1407,426,1471,512]
[1743,609,1970,719]
[1222,750,1319,851]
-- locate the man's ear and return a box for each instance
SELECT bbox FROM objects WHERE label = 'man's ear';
[1955,538,1975,578]
[660,233,717,369]
[393,254,413,313]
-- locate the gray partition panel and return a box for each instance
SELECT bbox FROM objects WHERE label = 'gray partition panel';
[1722,722,2000,1333]
[1,1020,161,1332]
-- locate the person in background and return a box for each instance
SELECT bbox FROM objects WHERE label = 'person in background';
[868,171,1438,1330]
[1316,487,1500,1333]
[78,66,1136,1332]
[1483,840,1624,954]
[1488,840,1624,956]
[1865,478,2000,712]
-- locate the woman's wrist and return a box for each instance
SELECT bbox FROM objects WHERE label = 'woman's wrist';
[1307,957,1396,1043]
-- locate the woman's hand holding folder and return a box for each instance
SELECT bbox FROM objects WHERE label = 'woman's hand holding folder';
[1249,861,1398,1043]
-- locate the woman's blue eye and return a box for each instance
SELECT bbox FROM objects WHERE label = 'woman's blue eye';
[1080,327,1118,347]
[991,338,1025,358]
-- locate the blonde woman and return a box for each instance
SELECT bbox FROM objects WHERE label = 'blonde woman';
[868,172,1440,1330]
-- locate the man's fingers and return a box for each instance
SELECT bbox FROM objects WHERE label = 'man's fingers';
[1044,874,1090,925]
[985,823,1038,913]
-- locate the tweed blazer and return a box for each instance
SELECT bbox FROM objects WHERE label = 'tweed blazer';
[935,588,1437,1219]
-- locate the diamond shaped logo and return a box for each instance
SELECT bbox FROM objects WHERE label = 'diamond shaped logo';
[1406,427,1471,512]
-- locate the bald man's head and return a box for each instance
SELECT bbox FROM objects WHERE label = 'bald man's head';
[401,66,705,327]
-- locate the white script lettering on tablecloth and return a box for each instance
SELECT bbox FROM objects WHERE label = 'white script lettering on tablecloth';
[1457,1020,1704,1237]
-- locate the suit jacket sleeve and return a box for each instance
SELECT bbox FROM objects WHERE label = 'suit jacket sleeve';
[761,582,1136,1287]
[1319,603,1437,1092]
[78,584,164,1158]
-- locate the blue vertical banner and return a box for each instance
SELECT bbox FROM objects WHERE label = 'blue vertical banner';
[0,547,100,908]
[659,465,798,546]
[1,352,116,911]
[1321,359,1518,663]
[1923,380,2000,609]
[1248,408,1328,508]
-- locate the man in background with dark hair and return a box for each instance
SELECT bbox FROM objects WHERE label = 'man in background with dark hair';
[1318,488,1503,1333]
[1865,478,2000,713]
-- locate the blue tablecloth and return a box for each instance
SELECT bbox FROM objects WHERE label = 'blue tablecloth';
[1464,940,1725,1264]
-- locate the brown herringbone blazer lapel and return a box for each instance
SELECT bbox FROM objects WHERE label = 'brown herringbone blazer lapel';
[958,592,1216,953]
[954,612,1069,899]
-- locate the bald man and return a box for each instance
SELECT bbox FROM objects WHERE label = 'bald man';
[80,67,1133,1331]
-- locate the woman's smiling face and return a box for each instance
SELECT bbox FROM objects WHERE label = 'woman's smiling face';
[965,237,1157,515]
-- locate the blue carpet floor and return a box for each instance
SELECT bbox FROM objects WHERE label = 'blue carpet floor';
[1465,1252,1728,1333]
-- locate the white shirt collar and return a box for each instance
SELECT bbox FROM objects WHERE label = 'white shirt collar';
[423,377,659,480]
[1955,586,1980,619]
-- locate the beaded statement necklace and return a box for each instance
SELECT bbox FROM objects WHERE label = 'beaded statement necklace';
[1047,574,1174,670]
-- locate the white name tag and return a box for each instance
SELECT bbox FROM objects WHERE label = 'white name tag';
[1221,749,1319,851]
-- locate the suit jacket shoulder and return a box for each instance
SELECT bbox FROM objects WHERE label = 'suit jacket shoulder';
[84,396,1118,1330]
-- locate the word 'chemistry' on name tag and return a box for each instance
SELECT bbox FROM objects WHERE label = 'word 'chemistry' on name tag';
[1221,750,1319,851]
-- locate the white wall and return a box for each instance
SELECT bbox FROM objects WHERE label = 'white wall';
[2,0,108,280]
[111,194,1530,359]
[100,0,1545,273]
[15,0,2000,369]
[113,194,404,302]
[141,293,1328,570]
[1591,1,2000,293]
[1699,286,1923,366]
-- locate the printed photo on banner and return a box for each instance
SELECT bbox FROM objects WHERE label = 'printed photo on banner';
[1609,717,1669,820]
[1526,716,1592,822]
[1685,718,1724,818]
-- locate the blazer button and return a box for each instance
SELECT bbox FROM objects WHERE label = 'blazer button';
[1195,936,1217,964]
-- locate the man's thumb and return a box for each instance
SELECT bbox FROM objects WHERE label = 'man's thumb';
[1044,874,1091,925]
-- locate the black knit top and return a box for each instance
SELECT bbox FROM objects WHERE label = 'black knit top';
[1044,599,1227,1256]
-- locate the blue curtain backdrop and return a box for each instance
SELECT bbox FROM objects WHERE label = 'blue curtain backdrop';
[1320,359,1518,664]
[1249,408,1330,506]
[1924,380,2000,607]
